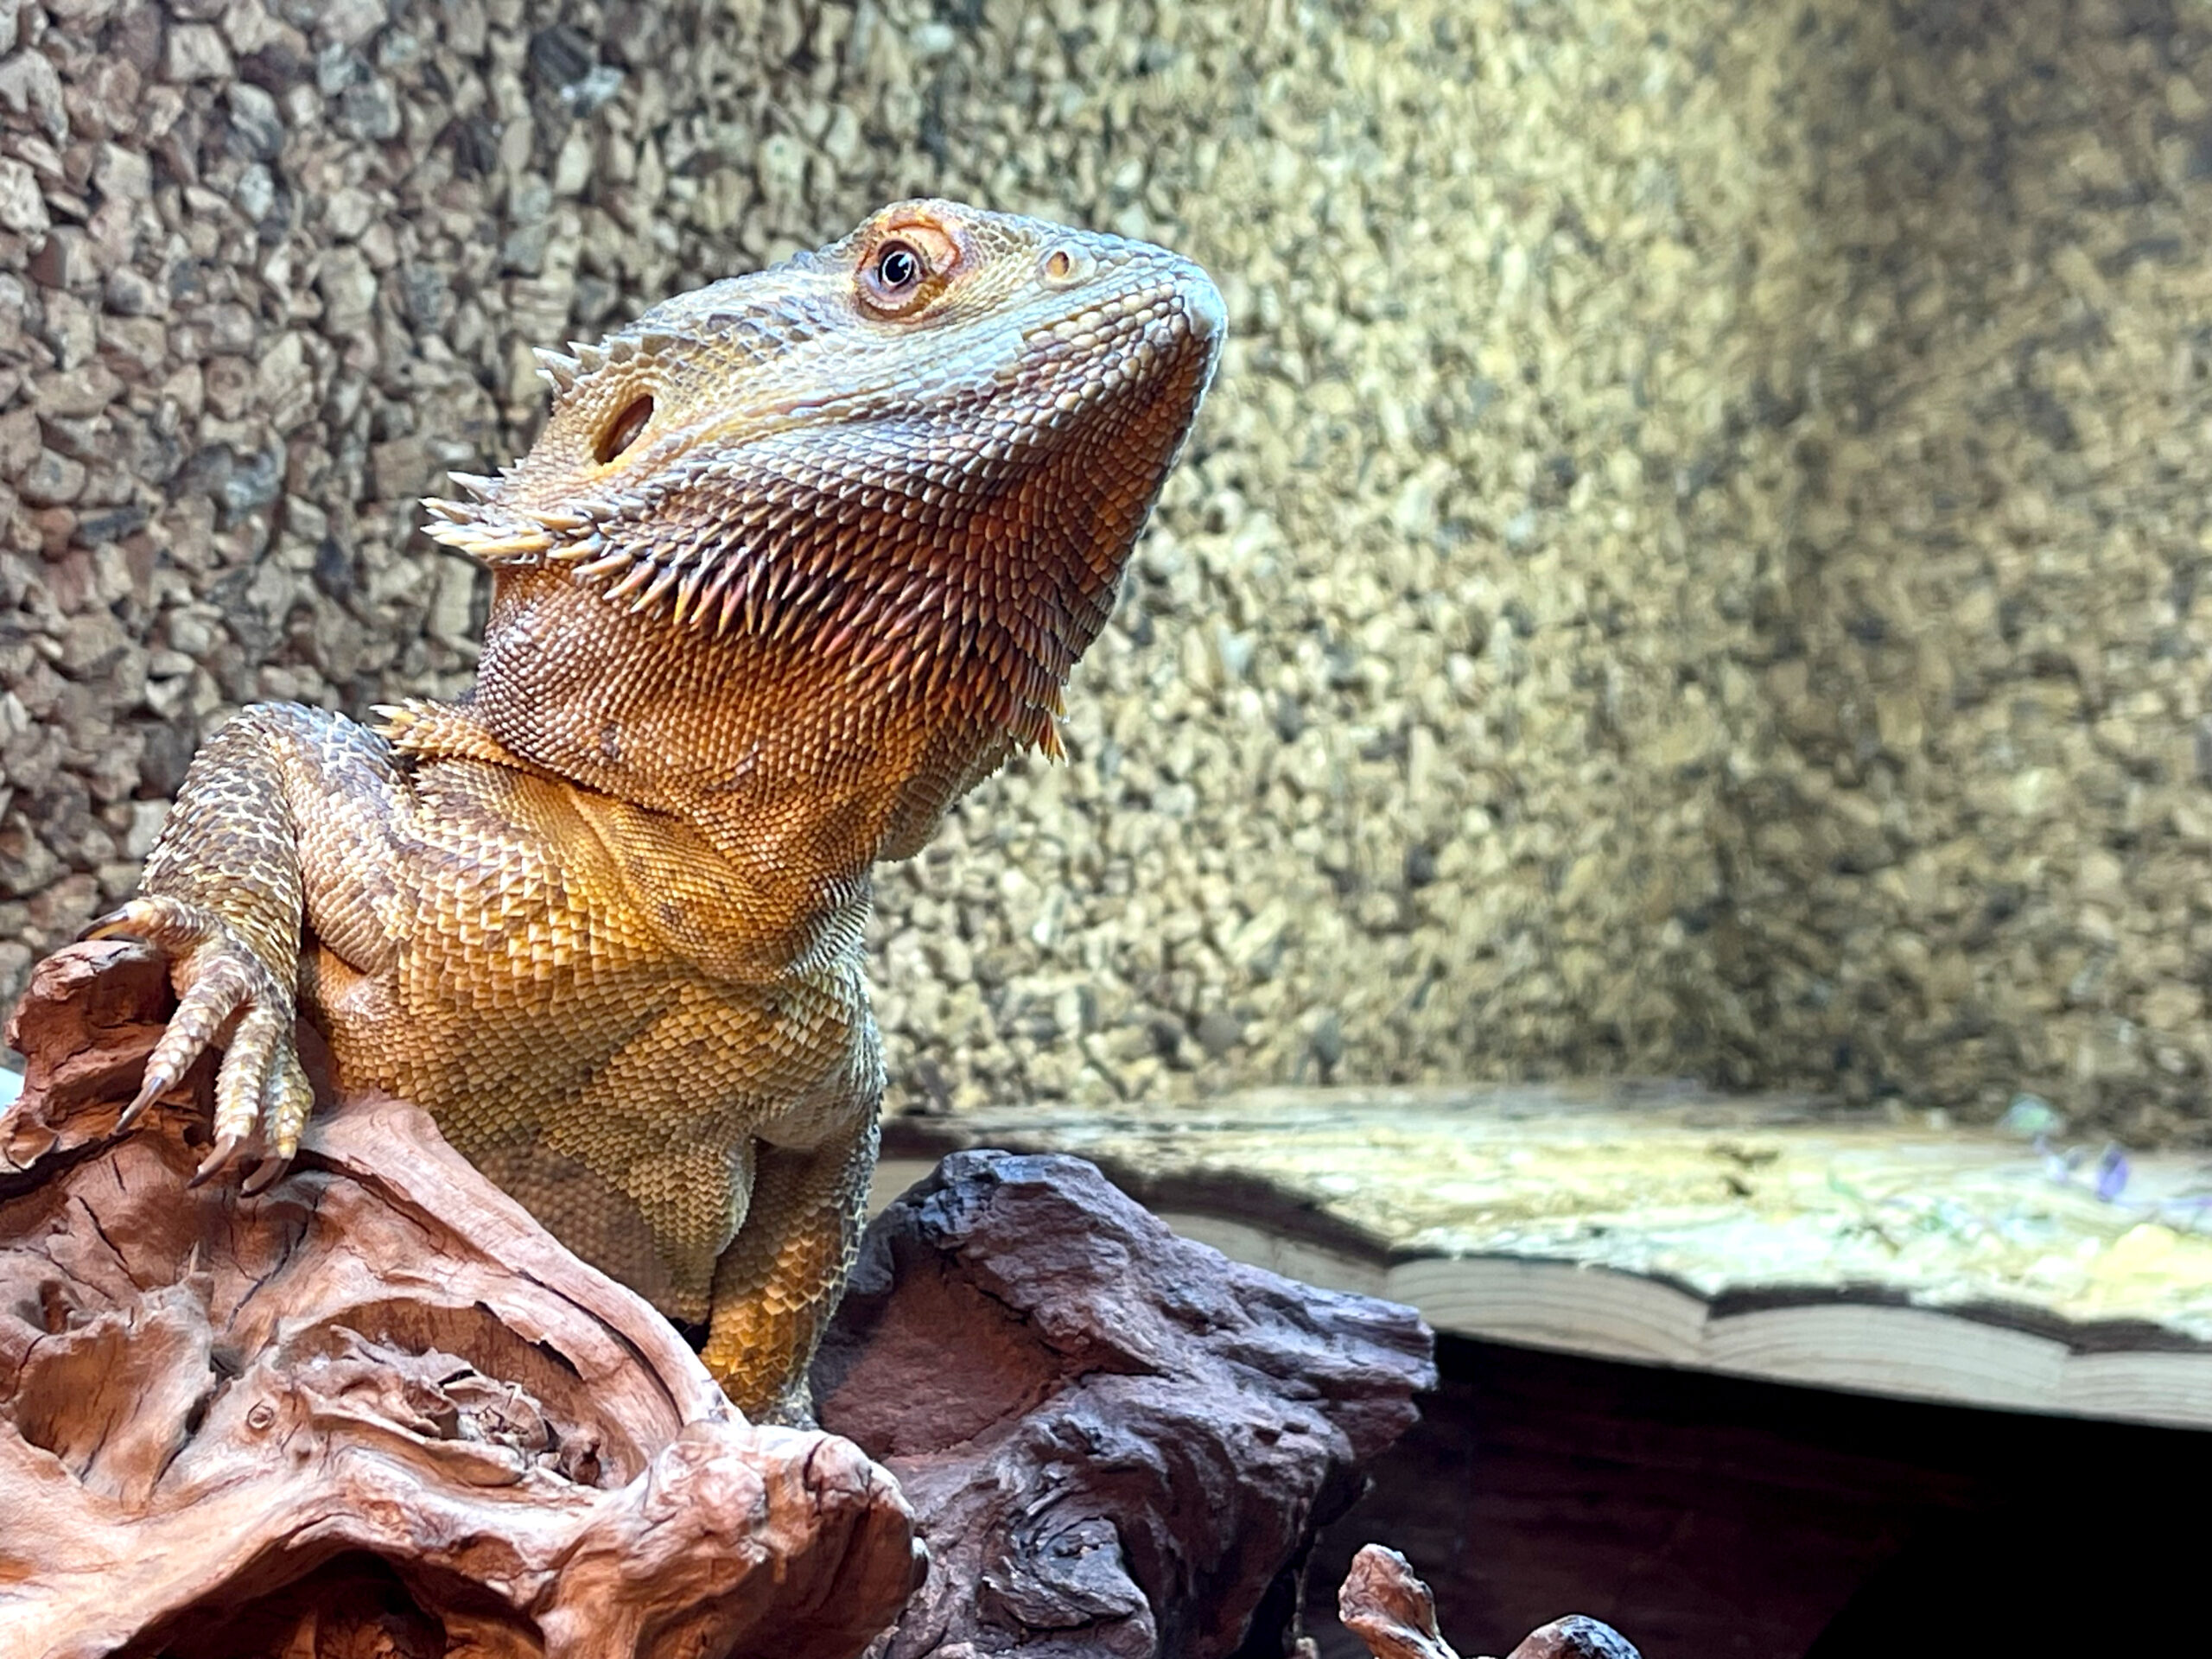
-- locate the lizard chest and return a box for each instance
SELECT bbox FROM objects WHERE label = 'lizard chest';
[310,760,874,1144]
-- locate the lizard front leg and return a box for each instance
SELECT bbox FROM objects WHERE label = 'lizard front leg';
[699,1111,880,1426]
[86,703,411,1188]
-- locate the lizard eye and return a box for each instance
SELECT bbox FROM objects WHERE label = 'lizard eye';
[874,242,922,291]
[595,394,652,465]
[857,223,958,315]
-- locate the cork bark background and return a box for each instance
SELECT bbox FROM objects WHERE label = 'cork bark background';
[4,0,2211,1142]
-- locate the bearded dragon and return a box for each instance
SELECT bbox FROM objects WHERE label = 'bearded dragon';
[81,200,1224,1423]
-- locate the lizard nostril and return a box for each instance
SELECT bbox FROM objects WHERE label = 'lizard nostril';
[1041,246,1087,285]
[595,394,653,464]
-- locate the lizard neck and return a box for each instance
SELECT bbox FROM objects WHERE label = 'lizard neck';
[468,568,1007,927]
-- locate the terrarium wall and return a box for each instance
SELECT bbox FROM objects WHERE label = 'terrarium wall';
[4,0,2210,1142]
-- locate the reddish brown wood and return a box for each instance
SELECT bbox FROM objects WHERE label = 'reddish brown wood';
[0,941,922,1659]
[3,942,1440,1658]
[815,1149,1438,1659]
[1337,1546,1639,1659]
[1338,1545,1456,1659]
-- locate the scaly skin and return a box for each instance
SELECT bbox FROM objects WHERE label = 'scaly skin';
[88,201,1224,1423]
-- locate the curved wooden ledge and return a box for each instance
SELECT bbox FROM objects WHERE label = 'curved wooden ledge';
[880,1084,2212,1431]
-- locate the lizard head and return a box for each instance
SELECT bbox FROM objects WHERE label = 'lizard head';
[429,201,1224,779]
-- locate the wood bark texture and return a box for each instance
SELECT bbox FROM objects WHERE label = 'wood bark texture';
[813,1149,1439,1659]
[0,940,923,1659]
[2,942,1441,1658]
[1337,1545,1640,1659]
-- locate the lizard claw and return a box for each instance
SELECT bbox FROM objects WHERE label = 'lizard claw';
[238,1156,287,1198]
[78,906,137,944]
[189,1133,243,1188]
[92,893,312,1194]
[115,1071,168,1135]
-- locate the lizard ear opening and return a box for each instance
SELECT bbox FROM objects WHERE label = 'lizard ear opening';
[595,395,654,465]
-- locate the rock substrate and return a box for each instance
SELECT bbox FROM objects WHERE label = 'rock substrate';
[6,0,2212,1141]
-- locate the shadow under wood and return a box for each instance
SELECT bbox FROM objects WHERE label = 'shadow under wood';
[1313,1333,2212,1658]
[125,1554,450,1659]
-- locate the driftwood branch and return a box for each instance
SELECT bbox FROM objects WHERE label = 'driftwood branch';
[4,942,1445,1659]
[817,1150,1439,1658]
[1,941,922,1659]
[1338,1544,1456,1659]
[1338,1545,1640,1659]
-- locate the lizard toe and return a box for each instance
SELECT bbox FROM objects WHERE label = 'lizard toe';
[118,962,253,1134]
[265,1050,315,1163]
[78,894,226,955]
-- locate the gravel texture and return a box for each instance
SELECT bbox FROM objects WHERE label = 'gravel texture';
[3,0,2212,1143]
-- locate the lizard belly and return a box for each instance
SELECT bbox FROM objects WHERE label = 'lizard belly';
[300,754,877,1323]
[315,927,871,1324]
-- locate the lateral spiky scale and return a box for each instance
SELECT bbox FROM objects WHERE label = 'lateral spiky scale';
[573,547,631,580]
[533,349,581,391]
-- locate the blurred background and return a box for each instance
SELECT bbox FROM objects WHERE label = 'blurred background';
[9,0,2212,1147]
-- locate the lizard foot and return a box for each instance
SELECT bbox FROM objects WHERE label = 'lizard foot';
[752,1378,819,1431]
[80,895,314,1192]
[697,1344,819,1427]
